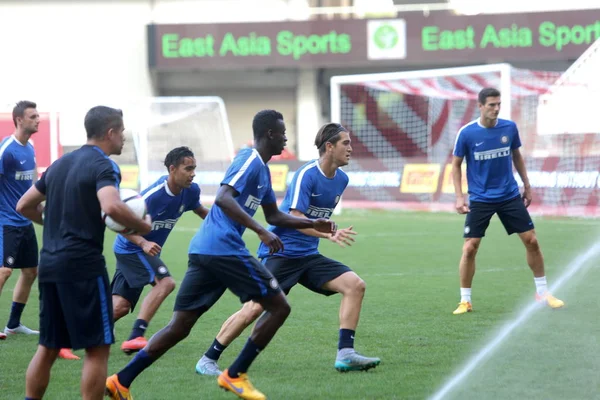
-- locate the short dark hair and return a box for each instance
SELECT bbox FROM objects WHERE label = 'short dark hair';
[84,106,124,139]
[314,123,347,155]
[252,109,284,141]
[164,146,195,170]
[478,88,501,105]
[12,100,37,127]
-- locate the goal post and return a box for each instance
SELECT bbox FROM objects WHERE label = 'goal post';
[329,63,600,217]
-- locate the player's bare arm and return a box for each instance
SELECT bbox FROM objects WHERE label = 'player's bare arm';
[16,186,45,225]
[193,204,209,219]
[215,184,284,253]
[452,155,469,214]
[98,186,152,235]
[122,233,162,257]
[288,209,355,247]
[262,202,337,234]
[511,148,532,207]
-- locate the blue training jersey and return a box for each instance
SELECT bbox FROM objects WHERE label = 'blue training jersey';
[0,135,36,226]
[189,148,276,256]
[257,160,348,259]
[114,176,201,254]
[453,118,521,203]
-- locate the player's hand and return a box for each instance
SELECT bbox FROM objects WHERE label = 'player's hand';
[258,229,284,254]
[313,218,337,234]
[522,186,532,208]
[141,240,161,257]
[455,197,470,214]
[329,225,357,248]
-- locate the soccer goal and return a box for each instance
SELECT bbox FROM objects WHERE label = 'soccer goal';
[124,97,234,194]
[330,62,600,217]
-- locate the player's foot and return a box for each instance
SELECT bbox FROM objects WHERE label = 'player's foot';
[196,355,222,376]
[217,369,266,400]
[452,301,473,315]
[0,332,6,340]
[334,350,381,372]
[58,348,80,360]
[121,336,148,355]
[4,324,39,335]
[105,374,133,400]
[536,292,565,309]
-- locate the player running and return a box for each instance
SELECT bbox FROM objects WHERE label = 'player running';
[112,146,209,354]
[196,122,380,376]
[105,109,336,400]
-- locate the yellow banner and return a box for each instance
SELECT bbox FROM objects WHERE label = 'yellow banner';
[441,164,468,194]
[400,164,441,194]
[269,164,290,192]
[120,165,140,190]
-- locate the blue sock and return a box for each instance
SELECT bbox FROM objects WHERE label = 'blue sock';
[228,338,263,378]
[128,319,148,340]
[7,302,25,329]
[117,349,154,388]
[25,397,40,400]
[338,329,355,350]
[205,338,227,361]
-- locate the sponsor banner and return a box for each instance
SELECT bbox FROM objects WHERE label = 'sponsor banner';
[143,157,600,216]
[149,9,600,70]
[400,164,441,194]
[120,165,140,190]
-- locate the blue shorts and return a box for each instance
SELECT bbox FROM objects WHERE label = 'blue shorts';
[39,273,114,350]
[111,252,171,309]
[0,224,38,269]
[174,254,282,312]
[464,195,534,238]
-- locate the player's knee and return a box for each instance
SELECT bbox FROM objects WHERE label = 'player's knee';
[241,304,263,324]
[0,267,13,281]
[113,297,132,319]
[522,234,539,251]
[352,276,366,296]
[462,240,480,258]
[22,267,38,281]
[158,277,176,294]
[275,300,291,321]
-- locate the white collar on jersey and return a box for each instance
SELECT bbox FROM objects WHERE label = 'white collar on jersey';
[164,181,176,197]
[477,118,499,129]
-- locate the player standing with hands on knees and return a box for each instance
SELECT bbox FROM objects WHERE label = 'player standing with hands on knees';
[105,110,337,400]
[17,106,152,400]
[451,88,564,315]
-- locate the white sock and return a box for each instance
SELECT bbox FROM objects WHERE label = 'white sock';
[534,276,548,296]
[460,288,472,303]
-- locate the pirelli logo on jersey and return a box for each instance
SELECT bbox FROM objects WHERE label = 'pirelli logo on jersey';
[306,205,333,218]
[244,195,261,211]
[15,169,35,181]
[474,146,510,161]
[152,218,179,230]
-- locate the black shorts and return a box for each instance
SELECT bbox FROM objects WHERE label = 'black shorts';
[265,254,352,296]
[111,252,171,310]
[39,273,115,350]
[0,224,38,269]
[174,254,282,312]
[464,195,534,238]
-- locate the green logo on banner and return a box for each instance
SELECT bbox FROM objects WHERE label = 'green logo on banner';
[373,24,399,49]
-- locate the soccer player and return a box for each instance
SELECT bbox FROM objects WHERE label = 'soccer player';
[17,106,152,400]
[105,110,336,400]
[112,146,209,354]
[451,87,564,315]
[196,122,380,376]
[0,101,40,341]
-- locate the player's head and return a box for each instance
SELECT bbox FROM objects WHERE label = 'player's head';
[164,146,196,189]
[13,101,39,135]
[314,122,352,167]
[84,106,125,155]
[252,109,287,156]
[478,88,501,121]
